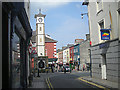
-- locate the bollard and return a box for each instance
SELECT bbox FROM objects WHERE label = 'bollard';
[29,74,33,87]
[37,69,40,77]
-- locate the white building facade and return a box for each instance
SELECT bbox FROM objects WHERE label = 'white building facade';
[34,11,46,56]
[83,1,120,84]
[63,48,67,65]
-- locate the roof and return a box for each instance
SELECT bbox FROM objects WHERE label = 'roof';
[31,31,57,43]
[62,44,74,50]
[34,13,46,18]
[45,36,57,43]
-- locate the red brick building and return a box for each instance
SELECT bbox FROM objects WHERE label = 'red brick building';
[69,45,74,61]
[45,35,57,59]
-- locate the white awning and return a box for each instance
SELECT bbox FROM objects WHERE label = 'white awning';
[48,62,52,64]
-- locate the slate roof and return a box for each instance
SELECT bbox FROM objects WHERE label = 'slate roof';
[31,31,57,43]
[45,36,57,43]
[34,13,46,18]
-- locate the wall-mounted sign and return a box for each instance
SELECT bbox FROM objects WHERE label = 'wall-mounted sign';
[28,44,32,54]
[100,29,111,40]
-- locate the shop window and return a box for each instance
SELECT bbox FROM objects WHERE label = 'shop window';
[12,29,20,88]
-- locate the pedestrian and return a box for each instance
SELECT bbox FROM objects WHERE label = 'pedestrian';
[83,64,85,71]
[64,66,66,74]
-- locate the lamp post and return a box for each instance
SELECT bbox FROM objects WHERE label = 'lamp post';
[81,12,92,78]
[81,13,88,19]
[88,49,92,78]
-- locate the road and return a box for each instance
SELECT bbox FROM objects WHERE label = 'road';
[45,71,105,89]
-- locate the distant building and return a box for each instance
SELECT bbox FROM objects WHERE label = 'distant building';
[45,35,58,65]
[69,45,74,61]
[62,44,73,65]
[75,39,84,44]
[57,49,63,70]
[31,31,57,66]
[73,44,80,70]
[79,34,90,71]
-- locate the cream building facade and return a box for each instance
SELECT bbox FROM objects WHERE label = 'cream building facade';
[83,1,120,84]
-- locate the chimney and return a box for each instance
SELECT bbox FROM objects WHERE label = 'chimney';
[75,39,84,44]
[62,46,66,50]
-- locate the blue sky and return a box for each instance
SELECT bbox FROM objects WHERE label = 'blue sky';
[30,1,89,49]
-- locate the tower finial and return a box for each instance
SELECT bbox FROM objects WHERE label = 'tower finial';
[39,8,41,14]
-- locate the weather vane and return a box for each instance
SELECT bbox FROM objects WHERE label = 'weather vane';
[39,8,41,13]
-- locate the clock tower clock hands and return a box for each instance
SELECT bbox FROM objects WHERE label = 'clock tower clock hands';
[38,18,43,23]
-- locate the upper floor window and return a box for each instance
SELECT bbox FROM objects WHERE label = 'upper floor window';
[96,0,103,13]
[40,27,41,31]
[98,20,104,29]
[40,38,42,42]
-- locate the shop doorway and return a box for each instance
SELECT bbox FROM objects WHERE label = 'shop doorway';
[101,54,107,80]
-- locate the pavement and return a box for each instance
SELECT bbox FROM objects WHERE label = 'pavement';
[72,70,119,89]
[28,73,48,88]
[81,76,119,89]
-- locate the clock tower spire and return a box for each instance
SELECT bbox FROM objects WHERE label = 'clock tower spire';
[34,9,46,56]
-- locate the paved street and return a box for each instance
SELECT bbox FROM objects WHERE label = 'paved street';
[29,71,111,89]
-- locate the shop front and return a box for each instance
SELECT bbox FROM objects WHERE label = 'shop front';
[2,2,32,89]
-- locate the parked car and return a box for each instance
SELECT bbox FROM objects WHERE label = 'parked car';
[63,65,71,73]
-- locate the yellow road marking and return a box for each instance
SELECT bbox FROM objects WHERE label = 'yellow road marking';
[48,77,54,90]
[78,77,110,89]
[46,78,51,90]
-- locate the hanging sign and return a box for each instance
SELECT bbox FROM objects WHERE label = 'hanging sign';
[28,44,32,54]
[101,29,111,40]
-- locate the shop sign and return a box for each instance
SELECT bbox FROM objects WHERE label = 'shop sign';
[100,29,111,40]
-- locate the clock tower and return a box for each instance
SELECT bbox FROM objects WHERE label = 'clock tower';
[34,10,46,56]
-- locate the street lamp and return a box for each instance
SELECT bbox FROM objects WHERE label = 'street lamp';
[88,49,92,78]
[81,13,88,19]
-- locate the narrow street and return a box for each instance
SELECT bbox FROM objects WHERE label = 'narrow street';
[29,71,110,89]
[1,1,120,90]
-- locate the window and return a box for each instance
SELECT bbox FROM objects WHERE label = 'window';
[12,28,20,88]
[40,38,42,42]
[40,27,41,31]
[99,20,104,29]
[71,49,72,53]
[96,0,103,13]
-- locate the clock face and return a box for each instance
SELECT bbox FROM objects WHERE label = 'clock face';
[38,18,43,23]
